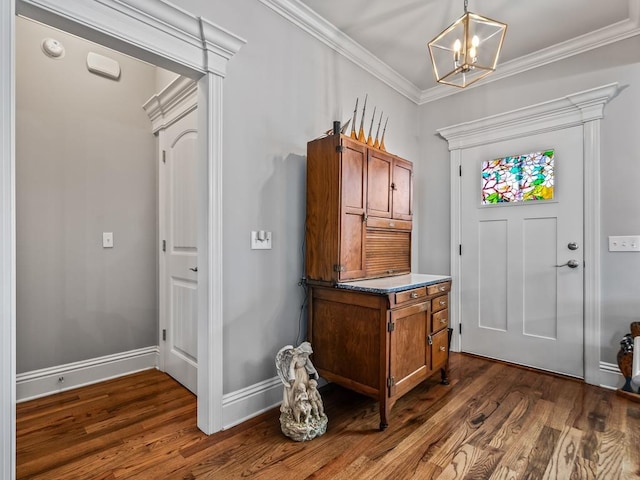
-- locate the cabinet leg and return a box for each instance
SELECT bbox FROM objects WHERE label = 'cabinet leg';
[379,401,390,431]
[440,366,450,385]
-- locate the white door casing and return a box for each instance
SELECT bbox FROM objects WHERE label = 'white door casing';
[145,77,199,394]
[459,129,584,377]
[1,4,245,476]
[439,83,620,385]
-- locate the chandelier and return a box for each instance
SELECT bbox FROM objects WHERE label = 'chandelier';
[427,0,507,88]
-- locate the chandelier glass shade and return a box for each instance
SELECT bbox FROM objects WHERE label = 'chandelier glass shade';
[428,4,507,88]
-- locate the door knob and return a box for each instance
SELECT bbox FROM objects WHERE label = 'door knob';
[568,242,579,250]
[555,260,579,268]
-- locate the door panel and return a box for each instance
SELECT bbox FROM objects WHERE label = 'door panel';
[460,127,584,378]
[339,140,367,280]
[392,159,412,220]
[160,108,198,393]
[367,150,392,218]
[389,302,429,398]
[478,219,508,331]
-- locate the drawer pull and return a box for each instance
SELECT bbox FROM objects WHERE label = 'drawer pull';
[440,300,446,306]
[440,318,447,324]
[439,346,446,352]
[410,292,418,299]
[440,286,446,292]
[389,222,395,227]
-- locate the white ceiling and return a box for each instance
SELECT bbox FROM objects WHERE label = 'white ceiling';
[262,0,640,103]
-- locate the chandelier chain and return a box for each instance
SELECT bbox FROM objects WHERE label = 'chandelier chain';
[464,0,468,13]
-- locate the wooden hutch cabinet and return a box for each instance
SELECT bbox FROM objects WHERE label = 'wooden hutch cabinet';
[305,133,451,429]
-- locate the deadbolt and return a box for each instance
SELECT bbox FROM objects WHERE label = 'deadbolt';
[568,242,579,251]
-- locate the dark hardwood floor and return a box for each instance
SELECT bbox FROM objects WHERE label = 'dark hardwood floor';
[16,353,640,479]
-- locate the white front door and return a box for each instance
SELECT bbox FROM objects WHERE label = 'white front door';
[459,126,584,378]
[159,108,198,393]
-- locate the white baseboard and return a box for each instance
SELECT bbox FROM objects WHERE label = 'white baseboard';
[599,361,624,390]
[16,346,159,402]
[222,376,283,430]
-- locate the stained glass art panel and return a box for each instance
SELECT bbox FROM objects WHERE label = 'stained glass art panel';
[481,150,555,205]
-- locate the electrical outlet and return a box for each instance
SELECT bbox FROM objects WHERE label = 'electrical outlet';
[608,235,640,252]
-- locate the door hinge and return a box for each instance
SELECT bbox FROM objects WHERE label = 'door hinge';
[459,244,462,255]
[387,377,395,388]
[387,321,395,332]
[162,150,166,164]
[428,335,433,346]
[459,323,462,335]
[162,240,166,252]
[459,165,462,176]
[333,264,345,272]
[336,145,345,153]
[162,329,166,341]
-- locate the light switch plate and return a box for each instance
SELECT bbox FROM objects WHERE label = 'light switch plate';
[608,235,640,252]
[251,231,272,250]
[103,232,114,248]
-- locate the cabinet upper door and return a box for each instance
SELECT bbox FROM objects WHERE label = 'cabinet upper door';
[391,158,413,221]
[367,149,393,219]
[338,138,368,280]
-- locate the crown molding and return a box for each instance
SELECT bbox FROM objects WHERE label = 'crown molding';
[143,75,197,133]
[257,0,422,103]
[17,0,245,76]
[260,0,640,106]
[437,82,621,150]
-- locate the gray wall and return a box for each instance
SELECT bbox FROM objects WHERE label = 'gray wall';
[16,18,158,373]
[173,0,419,392]
[417,35,640,365]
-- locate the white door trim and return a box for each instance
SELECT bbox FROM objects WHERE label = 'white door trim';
[0,2,16,479]
[438,83,621,386]
[2,1,245,476]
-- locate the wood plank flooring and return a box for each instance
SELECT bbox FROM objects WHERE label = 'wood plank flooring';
[16,353,640,479]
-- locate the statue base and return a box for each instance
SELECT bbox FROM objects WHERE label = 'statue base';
[279,412,328,442]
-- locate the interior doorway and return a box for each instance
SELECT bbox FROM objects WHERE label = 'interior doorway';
[15,15,166,387]
[2,4,245,475]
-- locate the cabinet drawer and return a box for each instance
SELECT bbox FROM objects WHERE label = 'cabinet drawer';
[432,308,448,333]
[395,287,426,305]
[367,217,412,231]
[431,329,448,369]
[427,281,451,296]
[431,295,448,313]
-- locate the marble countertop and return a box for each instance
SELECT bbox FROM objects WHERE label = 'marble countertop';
[336,273,451,294]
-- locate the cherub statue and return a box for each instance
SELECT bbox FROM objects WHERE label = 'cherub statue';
[276,341,319,415]
[275,342,327,441]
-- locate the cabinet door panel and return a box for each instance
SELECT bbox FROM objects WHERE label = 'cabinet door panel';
[339,213,366,280]
[389,302,429,398]
[339,141,367,280]
[392,158,413,220]
[367,150,392,218]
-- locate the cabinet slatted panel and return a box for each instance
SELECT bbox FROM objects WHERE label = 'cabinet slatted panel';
[366,229,411,277]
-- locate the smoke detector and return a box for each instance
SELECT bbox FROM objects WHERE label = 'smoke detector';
[41,38,65,59]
